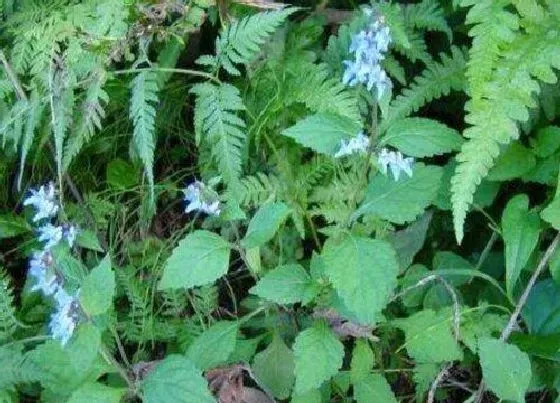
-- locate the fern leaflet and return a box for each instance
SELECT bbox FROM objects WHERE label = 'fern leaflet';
[129,70,158,201]
[0,269,19,342]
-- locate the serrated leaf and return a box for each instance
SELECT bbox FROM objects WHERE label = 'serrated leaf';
[249,264,317,305]
[502,194,541,296]
[158,230,231,290]
[353,374,397,403]
[106,158,137,190]
[253,333,295,399]
[530,126,560,158]
[281,113,362,156]
[478,338,531,403]
[293,322,344,394]
[0,214,31,239]
[241,202,291,248]
[80,255,115,316]
[75,230,104,252]
[67,382,125,403]
[487,142,536,181]
[350,340,374,383]
[387,211,432,271]
[522,279,560,335]
[541,196,560,230]
[413,363,442,401]
[381,117,463,157]
[141,355,214,403]
[354,164,442,224]
[186,321,238,370]
[321,234,398,325]
[395,308,463,363]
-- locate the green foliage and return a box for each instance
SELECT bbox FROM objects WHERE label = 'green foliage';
[478,338,532,403]
[186,320,238,370]
[0,269,18,342]
[250,264,316,305]
[293,321,344,394]
[241,201,291,248]
[79,256,115,316]
[141,355,214,403]
[253,333,295,399]
[159,230,231,290]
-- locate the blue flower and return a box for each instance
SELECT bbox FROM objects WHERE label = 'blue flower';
[23,182,59,222]
[334,131,370,158]
[37,223,63,250]
[183,181,221,216]
[342,11,392,99]
[377,148,414,181]
[49,288,79,346]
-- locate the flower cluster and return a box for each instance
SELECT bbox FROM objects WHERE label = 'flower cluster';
[183,181,221,216]
[24,182,80,345]
[377,148,414,181]
[334,131,370,158]
[342,9,392,99]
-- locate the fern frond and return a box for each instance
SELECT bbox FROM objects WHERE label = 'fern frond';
[213,8,296,75]
[191,82,246,186]
[62,71,108,171]
[129,70,158,201]
[234,173,282,207]
[451,4,560,242]
[404,0,452,41]
[0,269,19,342]
[285,62,361,122]
[382,46,467,129]
[295,156,334,190]
[462,0,519,101]
[18,90,43,190]
[393,30,431,65]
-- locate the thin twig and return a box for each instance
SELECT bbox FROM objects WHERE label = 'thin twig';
[428,363,452,403]
[473,232,560,402]
[0,49,27,101]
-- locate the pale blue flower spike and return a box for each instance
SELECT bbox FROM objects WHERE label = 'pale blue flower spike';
[23,182,59,222]
[335,131,370,158]
[37,223,63,250]
[342,9,392,100]
[377,148,414,181]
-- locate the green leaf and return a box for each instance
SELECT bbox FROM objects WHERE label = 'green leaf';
[293,321,344,394]
[387,211,432,271]
[395,308,463,363]
[0,214,31,239]
[541,196,560,230]
[186,320,238,370]
[106,158,137,190]
[530,126,560,158]
[129,70,158,202]
[249,264,317,305]
[141,355,214,403]
[354,164,442,224]
[522,279,560,335]
[350,340,374,383]
[460,310,507,353]
[79,255,115,316]
[158,230,231,290]
[502,195,541,296]
[509,332,560,361]
[353,374,397,403]
[381,117,463,158]
[478,338,531,403]
[241,202,291,248]
[67,382,125,403]
[487,142,536,181]
[252,333,295,399]
[66,323,102,375]
[413,363,442,401]
[321,234,398,325]
[75,230,104,252]
[281,113,362,156]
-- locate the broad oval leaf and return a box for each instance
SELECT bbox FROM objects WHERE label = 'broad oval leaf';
[158,230,231,290]
[381,117,463,157]
[141,355,214,403]
[354,164,442,224]
[253,333,295,399]
[353,374,398,403]
[522,279,560,335]
[293,321,344,394]
[241,202,291,248]
[186,320,238,370]
[67,382,125,403]
[249,264,316,305]
[281,113,362,156]
[487,142,536,181]
[501,194,541,296]
[80,255,115,316]
[321,234,398,325]
[478,338,531,403]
